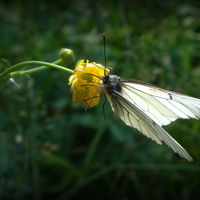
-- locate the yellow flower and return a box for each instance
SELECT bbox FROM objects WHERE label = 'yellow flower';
[69,59,110,107]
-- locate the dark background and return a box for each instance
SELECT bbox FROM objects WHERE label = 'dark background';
[1,0,200,199]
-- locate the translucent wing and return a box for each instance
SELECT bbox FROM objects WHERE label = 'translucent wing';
[119,78,200,127]
[106,89,193,161]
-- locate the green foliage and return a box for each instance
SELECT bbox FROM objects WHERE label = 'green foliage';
[1,0,200,199]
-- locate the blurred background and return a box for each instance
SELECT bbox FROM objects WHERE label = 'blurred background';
[1,0,200,199]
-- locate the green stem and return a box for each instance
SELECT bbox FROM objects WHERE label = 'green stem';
[11,59,63,77]
[0,60,73,79]
[83,125,106,166]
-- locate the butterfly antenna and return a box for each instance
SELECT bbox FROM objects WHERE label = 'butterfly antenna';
[102,34,108,119]
[103,34,107,75]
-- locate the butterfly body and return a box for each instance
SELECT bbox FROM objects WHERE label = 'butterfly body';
[101,74,121,95]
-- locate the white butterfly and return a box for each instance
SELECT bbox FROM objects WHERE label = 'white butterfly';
[101,74,200,161]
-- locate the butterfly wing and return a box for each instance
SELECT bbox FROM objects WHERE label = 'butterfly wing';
[119,78,200,126]
[106,89,193,161]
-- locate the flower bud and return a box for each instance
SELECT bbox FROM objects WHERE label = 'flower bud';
[59,48,74,63]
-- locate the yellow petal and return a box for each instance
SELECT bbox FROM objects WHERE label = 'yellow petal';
[69,59,110,107]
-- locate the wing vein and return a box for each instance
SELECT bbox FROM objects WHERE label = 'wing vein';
[106,89,193,161]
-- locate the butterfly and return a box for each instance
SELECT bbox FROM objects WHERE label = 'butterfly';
[100,71,200,162]
[69,59,200,161]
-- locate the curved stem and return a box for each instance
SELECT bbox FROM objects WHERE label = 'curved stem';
[0,60,74,79]
[83,125,106,166]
